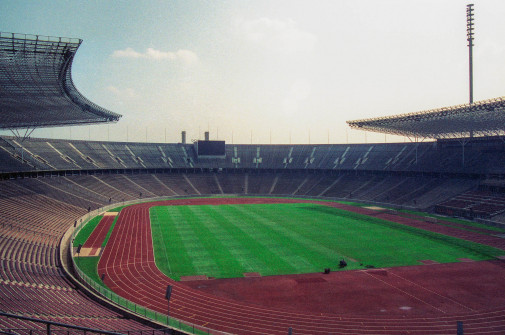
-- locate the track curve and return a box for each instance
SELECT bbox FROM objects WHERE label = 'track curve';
[97,198,505,334]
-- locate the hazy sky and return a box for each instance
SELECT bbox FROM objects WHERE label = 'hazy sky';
[1,0,504,144]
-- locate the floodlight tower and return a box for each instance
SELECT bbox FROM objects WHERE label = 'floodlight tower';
[467,4,475,104]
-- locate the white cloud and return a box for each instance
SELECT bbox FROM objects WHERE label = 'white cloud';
[235,17,317,53]
[106,86,139,105]
[174,49,199,66]
[111,48,143,59]
[111,47,199,65]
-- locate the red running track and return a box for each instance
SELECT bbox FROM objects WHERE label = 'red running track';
[97,198,505,334]
[83,215,115,249]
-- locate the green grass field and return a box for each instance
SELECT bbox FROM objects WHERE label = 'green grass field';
[150,202,505,281]
[74,256,107,289]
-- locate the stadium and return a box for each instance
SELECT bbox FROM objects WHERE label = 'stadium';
[2,3,505,335]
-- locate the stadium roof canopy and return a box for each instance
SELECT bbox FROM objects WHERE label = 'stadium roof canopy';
[347,96,505,139]
[0,32,121,131]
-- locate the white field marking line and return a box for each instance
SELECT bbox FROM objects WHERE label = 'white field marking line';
[363,270,447,314]
[211,205,256,272]
[197,205,255,274]
[209,205,268,273]
[236,204,358,267]
[140,206,172,285]
[145,207,161,281]
[180,206,220,276]
[150,207,172,275]
[388,271,476,312]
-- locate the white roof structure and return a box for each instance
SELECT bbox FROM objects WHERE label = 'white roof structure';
[347,96,505,139]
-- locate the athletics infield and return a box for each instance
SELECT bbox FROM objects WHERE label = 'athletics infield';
[78,197,505,334]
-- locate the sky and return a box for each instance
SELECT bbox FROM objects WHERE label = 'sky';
[1,0,505,144]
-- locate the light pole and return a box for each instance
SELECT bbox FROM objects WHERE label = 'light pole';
[467,4,474,104]
[165,285,173,318]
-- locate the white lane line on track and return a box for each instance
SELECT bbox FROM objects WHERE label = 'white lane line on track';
[363,270,447,314]
[388,271,476,312]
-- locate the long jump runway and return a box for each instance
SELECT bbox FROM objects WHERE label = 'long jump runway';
[97,198,505,334]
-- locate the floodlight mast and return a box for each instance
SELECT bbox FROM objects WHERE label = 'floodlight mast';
[467,4,474,104]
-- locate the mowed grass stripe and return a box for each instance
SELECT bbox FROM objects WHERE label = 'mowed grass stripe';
[240,204,362,267]
[150,207,198,279]
[226,204,343,273]
[183,206,246,278]
[211,205,289,273]
[209,205,299,275]
[170,206,219,277]
[300,204,504,266]
[197,206,260,273]
[149,209,172,274]
[256,204,409,267]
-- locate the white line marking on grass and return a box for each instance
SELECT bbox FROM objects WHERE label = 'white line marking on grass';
[205,206,256,273]
[150,207,172,275]
[235,204,359,269]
